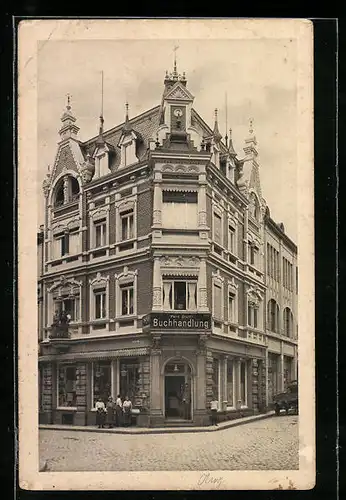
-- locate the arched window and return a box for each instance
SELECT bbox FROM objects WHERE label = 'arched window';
[283,307,293,337]
[268,299,279,333]
[54,178,64,207]
[54,175,80,207]
[70,177,80,200]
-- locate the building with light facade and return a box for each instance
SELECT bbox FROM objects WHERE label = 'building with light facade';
[38,63,298,427]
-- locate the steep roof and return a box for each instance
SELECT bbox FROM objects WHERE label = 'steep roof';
[82,105,161,171]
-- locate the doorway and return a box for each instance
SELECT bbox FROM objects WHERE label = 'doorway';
[165,376,184,418]
[164,362,192,420]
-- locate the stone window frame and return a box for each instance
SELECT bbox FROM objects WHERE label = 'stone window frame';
[212,199,224,249]
[114,267,138,319]
[56,362,78,410]
[89,273,110,325]
[50,217,81,262]
[212,270,225,323]
[115,197,138,250]
[161,278,198,312]
[246,286,263,330]
[46,277,83,333]
[227,211,238,256]
[89,204,110,251]
[227,278,239,327]
[226,358,236,410]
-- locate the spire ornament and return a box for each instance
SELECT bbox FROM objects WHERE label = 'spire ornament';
[213,108,222,143]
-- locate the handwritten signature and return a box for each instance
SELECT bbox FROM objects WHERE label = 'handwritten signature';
[197,472,224,489]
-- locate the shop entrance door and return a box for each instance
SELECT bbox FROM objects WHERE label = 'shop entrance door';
[164,362,192,420]
[165,376,185,418]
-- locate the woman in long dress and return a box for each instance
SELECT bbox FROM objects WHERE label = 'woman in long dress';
[105,396,115,428]
[122,396,132,427]
[95,398,106,428]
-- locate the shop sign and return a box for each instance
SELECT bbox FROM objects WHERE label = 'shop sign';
[142,312,211,331]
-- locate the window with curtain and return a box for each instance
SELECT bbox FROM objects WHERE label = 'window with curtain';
[213,213,222,245]
[162,280,197,311]
[227,359,235,407]
[58,365,77,407]
[94,288,107,319]
[53,287,80,323]
[94,219,107,248]
[240,361,247,406]
[228,225,235,253]
[213,283,222,319]
[121,283,134,315]
[228,291,235,323]
[162,190,198,230]
[248,302,258,328]
[121,210,134,241]
[69,230,80,254]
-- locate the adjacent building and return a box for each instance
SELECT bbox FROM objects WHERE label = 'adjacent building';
[38,64,298,427]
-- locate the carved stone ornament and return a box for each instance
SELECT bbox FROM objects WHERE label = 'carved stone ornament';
[42,174,51,197]
[80,155,95,184]
[151,334,161,351]
[197,334,208,354]
[160,256,200,268]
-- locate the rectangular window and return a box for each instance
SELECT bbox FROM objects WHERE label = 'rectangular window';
[94,219,107,248]
[94,288,106,319]
[69,230,79,255]
[249,244,257,266]
[248,303,258,328]
[213,284,222,319]
[213,213,222,245]
[92,361,111,407]
[58,365,77,408]
[240,361,247,406]
[212,358,219,403]
[228,291,235,323]
[227,359,235,407]
[162,280,197,311]
[54,233,69,258]
[119,360,140,402]
[121,210,134,241]
[162,191,198,229]
[228,226,235,254]
[121,284,134,316]
[54,296,79,322]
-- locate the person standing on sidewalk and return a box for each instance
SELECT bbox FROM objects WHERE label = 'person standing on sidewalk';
[122,396,133,427]
[115,394,123,427]
[210,396,219,426]
[95,397,106,428]
[105,396,115,428]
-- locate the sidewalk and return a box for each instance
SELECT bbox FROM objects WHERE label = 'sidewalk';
[39,411,275,435]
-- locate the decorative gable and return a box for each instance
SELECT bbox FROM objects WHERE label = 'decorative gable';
[51,141,84,181]
[164,82,194,102]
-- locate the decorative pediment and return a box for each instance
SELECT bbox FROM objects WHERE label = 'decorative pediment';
[48,276,82,293]
[164,82,194,102]
[89,272,109,286]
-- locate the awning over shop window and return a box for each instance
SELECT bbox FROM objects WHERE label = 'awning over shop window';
[39,347,149,362]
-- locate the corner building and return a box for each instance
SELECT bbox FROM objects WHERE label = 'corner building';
[38,65,298,427]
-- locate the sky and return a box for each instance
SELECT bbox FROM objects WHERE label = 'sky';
[38,38,298,241]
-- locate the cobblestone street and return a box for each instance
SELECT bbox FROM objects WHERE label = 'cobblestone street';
[39,415,299,471]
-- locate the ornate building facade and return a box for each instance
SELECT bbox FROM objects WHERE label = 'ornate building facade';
[38,64,298,427]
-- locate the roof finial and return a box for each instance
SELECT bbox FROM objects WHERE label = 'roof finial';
[125,101,129,121]
[213,108,222,143]
[249,117,254,135]
[99,71,105,136]
[66,93,71,111]
[173,45,179,74]
[225,93,228,148]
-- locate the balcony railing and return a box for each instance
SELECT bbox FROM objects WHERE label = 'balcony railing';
[49,312,71,340]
